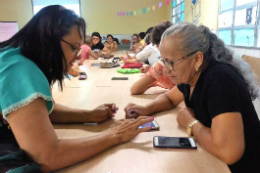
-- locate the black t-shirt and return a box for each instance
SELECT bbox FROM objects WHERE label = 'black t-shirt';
[91,41,104,51]
[177,61,260,173]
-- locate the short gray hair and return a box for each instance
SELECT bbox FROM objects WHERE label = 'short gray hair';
[161,22,259,100]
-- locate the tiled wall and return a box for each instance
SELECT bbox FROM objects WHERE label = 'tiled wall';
[230,46,260,58]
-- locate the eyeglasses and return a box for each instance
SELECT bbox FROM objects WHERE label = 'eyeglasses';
[92,37,100,41]
[61,39,83,56]
[160,51,197,71]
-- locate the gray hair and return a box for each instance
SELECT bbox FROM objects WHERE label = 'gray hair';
[161,22,260,100]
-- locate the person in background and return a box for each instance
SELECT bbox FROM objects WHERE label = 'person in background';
[0,5,153,172]
[139,32,146,46]
[144,27,154,47]
[80,35,98,61]
[122,21,172,66]
[104,34,118,52]
[129,33,142,53]
[91,32,106,52]
[130,61,176,95]
[125,23,260,173]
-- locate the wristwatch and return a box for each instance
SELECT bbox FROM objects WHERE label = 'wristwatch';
[187,120,199,136]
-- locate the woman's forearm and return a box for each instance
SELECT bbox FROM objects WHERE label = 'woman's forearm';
[145,93,175,115]
[130,76,155,95]
[40,132,119,172]
[49,104,93,123]
[192,122,244,165]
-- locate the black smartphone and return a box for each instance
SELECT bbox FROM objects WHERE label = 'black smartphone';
[111,77,128,80]
[153,136,197,149]
[138,120,159,130]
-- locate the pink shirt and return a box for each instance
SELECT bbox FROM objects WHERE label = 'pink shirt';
[81,44,91,60]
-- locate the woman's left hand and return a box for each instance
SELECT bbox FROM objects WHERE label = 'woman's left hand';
[177,107,196,128]
[88,103,118,123]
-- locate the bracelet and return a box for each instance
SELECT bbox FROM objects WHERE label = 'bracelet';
[187,120,199,136]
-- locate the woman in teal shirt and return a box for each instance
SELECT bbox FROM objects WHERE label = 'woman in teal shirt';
[0,5,153,172]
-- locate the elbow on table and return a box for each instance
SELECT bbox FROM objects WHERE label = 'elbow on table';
[38,154,59,173]
[27,149,59,173]
[216,145,245,165]
[221,151,244,165]
[130,86,144,95]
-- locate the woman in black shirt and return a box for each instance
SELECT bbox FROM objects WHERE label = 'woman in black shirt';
[91,32,105,51]
[124,23,260,173]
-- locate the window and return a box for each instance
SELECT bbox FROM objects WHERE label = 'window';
[172,0,185,24]
[32,0,81,16]
[218,0,259,47]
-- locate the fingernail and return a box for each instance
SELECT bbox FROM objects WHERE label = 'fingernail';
[149,126,152,128]
[150,117,154,120]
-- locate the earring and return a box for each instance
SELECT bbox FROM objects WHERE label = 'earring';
[195,66,199,72]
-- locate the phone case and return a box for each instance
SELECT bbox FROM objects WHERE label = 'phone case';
[153,136,197,149]
[111,77,128,80]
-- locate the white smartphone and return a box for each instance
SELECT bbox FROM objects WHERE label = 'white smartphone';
[153,136,197,149]
[138,120,159,130]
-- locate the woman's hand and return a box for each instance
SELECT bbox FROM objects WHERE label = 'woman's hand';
[110,116,154,143]
[120,56,127,63]
[124,103,149,119]
[88,103,118,123]
[140,65,150,73]
[176,107,196,128]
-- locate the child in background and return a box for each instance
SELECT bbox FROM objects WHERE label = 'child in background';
[80,35,98,63]
[139,32,146,46]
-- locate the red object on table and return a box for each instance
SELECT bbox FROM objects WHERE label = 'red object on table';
[122,63,143,69]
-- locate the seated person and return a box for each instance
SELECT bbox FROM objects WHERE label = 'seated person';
[104,34,118,52]
[125,23,260,173]
[143,27,154,47]
[0,6,153,173]
[80,35,98,62]
[91,32,112,58]
[129,34,143,53]
[139,32,146,46]
[131,61,176,95]
[122,21,173,66]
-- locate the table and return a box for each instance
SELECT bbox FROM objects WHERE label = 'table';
[52,51,230,173]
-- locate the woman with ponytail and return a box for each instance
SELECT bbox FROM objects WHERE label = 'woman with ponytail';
[124,22,260,173]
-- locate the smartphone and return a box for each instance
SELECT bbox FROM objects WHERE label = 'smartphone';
[111,77,128,80]
[138,120,159,130]
[153,136,197,149]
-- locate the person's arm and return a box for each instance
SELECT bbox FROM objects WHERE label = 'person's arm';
[8,98,153,172]
[125,86,184,118]
[102,46,110,52]
[145,86,184,114]
[130,76,155,95]
[134,43,143,53]
[67,62,80,77]
[177,109,245,165]
[122,58,140,63]
[88,49,98,59]
[112,42,118,52]
[129,43,134,51]
[49,103,117,123]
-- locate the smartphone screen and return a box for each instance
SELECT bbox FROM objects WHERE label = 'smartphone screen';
[153,136,197,149]
[111,77,128,80]
[138,120,159,130]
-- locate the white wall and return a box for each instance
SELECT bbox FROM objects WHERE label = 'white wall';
[229,46,260,118]
[231,46,260,58]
